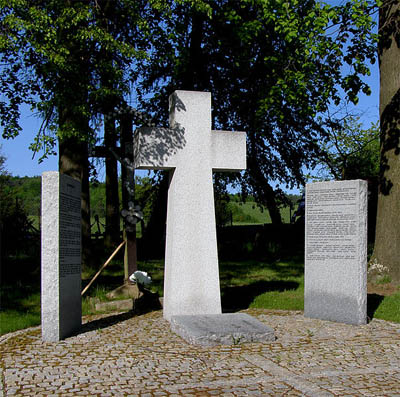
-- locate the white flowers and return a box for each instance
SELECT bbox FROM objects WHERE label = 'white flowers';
[129,271,152,286]
[368,259,389,275]
[367,259,391,284]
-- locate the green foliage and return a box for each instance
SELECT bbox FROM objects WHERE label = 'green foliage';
[319,116,380,180]
[0,0,157,158]
[0,1,381,226]
[228,202,260,224]
[137,0,379,213]
[90,176,156,223]
[0,150,38,258]
[90,182,107,219]
[135,176,158,224]
[7,176,41,216]
[217,195,296,226]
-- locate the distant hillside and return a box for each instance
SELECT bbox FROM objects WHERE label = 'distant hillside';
[8,176,302,226]
[8,176,41,216]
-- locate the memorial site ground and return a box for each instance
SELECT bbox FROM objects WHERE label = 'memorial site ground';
[1,253,399,336]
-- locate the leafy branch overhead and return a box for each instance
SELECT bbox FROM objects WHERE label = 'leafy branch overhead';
[136,0,379,221]
[0,0,154,159]
[1,0,379,185]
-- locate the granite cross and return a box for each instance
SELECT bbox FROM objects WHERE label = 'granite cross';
[134,90,246,321]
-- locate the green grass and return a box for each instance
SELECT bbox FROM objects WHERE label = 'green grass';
[0,311,40,335]
[0,283,41,335]
[218,257,304,312]
[80,259,165,315]
[231,202,292,224]
[2,253,400,336]
[251,283,304,310]
[373,292,400,323]
[82,285,117,315]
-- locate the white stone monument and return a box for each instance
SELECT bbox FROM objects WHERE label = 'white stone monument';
[41,171,82,341]
[304,180,368,325]
[134,90,247,321]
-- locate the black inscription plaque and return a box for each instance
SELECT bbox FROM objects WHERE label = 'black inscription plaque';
[306,186,358,261]
[59,177,81,277]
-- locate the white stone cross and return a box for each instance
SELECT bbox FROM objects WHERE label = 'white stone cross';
[134,90,246,321]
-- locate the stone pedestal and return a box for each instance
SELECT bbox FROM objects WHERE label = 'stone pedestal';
[304,180,368,325]
[170,313,275,346]
[41,172,82,341]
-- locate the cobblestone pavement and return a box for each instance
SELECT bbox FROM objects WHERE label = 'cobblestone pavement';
[1,309,400,396]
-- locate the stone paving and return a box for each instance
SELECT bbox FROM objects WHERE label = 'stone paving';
[1,309,400,396]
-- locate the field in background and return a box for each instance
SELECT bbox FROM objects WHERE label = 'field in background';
[232,202,293,225]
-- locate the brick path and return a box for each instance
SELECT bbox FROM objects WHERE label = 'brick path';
[1,309,399,396]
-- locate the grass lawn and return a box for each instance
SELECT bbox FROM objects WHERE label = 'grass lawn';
[0,280,41,335]
[230,202,292,225]
[372,293,400,323]
[1,254,400,336]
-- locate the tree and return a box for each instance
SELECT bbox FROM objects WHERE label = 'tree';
[0,148,37,263]
[318,116,380,241]
[137,0,378,224]
[0,0,154,268]
[319,116,380,181]
[0,146,7,265]
[372,0,400,282]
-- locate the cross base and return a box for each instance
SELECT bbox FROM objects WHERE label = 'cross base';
[170,313,275,346]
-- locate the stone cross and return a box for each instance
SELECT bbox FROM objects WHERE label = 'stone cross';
[134,90,246,321]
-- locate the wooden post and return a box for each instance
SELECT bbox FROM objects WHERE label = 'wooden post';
[90,108,139,283]
[120,114,137,282]
[81,240,126,296]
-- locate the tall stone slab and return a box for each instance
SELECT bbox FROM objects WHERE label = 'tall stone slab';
[304,180,368,325]
[41,172,82,341]
[134,90,246,321]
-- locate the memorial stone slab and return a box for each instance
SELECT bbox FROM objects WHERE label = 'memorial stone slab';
[170,313,275,346]
[304,180,367,325]
[41,172,82,341]
[134,90,246,321]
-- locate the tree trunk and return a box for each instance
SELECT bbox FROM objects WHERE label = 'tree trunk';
[97,0,120,249]
[59,133,92,271]
[142,173,169,259]
[264,183,283,225]
[181,11,206,91]
[372,0,400,282]
[120,114,137,280]
[247,143,283,225]
[104,116,120,249]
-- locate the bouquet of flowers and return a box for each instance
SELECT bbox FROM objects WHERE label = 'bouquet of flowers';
[129,271,152,286]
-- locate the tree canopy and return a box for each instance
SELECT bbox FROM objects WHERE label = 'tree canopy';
[0,0,157,159]
[319,116,380,181]
[1,0,380,222]
[136,0,379,221]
